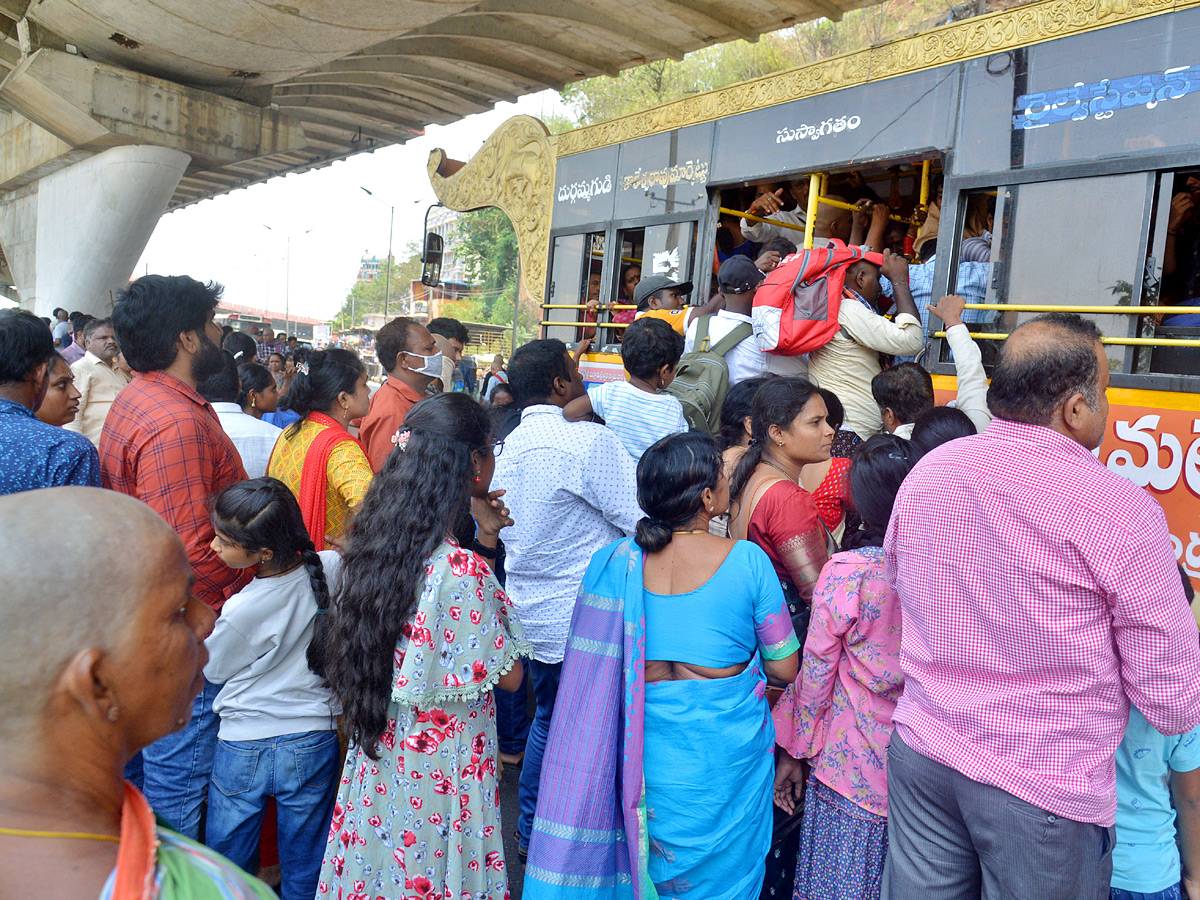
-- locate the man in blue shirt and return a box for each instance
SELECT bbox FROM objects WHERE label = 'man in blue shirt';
[0,308,100,495]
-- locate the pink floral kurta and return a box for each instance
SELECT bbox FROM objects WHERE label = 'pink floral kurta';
[318,541,529,900]
[772,546,903,816]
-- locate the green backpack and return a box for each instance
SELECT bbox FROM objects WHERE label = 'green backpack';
[664,314,753,433]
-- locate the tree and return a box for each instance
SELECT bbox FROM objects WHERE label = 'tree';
[559,0,974,125]
[331,243,422,329]
[452,208,541,346]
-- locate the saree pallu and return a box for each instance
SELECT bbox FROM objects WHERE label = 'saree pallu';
[524,538,775,900]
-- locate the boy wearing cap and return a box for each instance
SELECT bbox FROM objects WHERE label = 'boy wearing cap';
[633,274,724,335]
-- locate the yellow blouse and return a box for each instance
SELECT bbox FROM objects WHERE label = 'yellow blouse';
[267,417,374,549]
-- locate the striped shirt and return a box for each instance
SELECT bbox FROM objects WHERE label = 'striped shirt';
[885,418,1200,825]
[587,379,688,460]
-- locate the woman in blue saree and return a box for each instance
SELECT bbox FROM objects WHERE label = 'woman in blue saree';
[524,432,801,900]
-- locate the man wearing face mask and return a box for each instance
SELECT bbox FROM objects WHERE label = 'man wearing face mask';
[99,275,250,841]
[358,316,443,472]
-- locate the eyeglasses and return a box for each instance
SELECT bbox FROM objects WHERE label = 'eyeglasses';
[488,439,505,458]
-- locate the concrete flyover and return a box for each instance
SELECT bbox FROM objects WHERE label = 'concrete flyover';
[0,0,882,316]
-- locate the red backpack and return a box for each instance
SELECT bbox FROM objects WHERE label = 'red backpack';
[751,239,883,356]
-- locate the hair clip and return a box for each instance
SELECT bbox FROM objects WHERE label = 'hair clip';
[392,429,412,451]
[296,361,309,376]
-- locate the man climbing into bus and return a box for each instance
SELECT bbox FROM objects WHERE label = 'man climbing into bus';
[633,274,724,336]
[808,249,924,439]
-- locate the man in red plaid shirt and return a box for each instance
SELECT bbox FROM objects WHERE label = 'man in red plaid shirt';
[101,274,249,840]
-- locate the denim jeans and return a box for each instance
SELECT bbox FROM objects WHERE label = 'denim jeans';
[140,678,221,840]
[1111,887,1181,900]
[206,730,341,900]
[517,659,562,848]
[496,664,531,757]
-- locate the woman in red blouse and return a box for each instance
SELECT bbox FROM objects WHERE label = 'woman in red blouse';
[729,377,835,636]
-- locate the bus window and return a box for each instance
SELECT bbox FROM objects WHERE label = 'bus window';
[544,231,605,345]
[604,228,644,344]
[1145,168,1200,377]
[965,174,1153,374]
[643,221,696,297]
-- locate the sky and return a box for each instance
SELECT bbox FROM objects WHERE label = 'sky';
[134,90,569,324]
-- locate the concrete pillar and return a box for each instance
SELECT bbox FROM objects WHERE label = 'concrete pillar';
[0,144,190,317]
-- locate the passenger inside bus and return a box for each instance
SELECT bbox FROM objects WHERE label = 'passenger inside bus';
[1162,171,1200,325]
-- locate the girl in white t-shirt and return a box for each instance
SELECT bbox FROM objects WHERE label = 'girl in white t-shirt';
[204,477,341,900]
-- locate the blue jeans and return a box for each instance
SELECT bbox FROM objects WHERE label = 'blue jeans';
[517,659,562,848]
[207,730,341,900]
[496,664,531,756]
[140,678,221,840]
[1111,887,1181,900]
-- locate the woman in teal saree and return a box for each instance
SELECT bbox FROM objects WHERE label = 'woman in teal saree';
[524,432,801,900]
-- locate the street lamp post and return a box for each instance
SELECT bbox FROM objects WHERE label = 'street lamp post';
[263,224,312,338]
[360,187,395,319]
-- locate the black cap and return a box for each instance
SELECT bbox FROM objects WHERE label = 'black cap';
[718,255,766,294]
[633,274,693,310]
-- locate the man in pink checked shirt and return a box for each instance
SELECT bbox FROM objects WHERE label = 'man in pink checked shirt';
[883,312,1200,900]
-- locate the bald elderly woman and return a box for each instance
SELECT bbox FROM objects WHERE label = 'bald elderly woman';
[0,488,275,900]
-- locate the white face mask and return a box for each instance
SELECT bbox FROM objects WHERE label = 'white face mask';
[406,350,443,378]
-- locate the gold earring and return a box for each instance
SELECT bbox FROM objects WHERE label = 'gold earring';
[107,706,119,722]
[251,397,256,409]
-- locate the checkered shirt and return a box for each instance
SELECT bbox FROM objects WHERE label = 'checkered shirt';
[885,418,1200,825]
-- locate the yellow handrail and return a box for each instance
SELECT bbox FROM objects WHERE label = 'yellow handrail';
[963,304,1200,314]
[542,303,636,310]
[541,319,631,329]
[934,331,1200,347]
[719,207,808,235]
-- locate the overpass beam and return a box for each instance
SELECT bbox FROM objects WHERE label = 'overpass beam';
[0,144,190,317]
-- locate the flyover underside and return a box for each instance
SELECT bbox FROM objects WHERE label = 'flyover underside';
[0,0,883,310]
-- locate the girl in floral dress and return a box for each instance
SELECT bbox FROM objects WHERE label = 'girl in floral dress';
[311,393,529,900]
[772,434,917,900]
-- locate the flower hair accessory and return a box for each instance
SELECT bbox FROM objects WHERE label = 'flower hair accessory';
[296,361,309,376]
[392,428,412,450]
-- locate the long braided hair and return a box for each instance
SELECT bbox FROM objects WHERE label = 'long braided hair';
[318,392,493,758]
[210,477,331,676]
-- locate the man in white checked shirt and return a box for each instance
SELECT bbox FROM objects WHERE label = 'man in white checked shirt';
[494,338,641,861]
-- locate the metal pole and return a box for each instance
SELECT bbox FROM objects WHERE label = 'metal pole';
[511,260,521,357]
[384,205,394,319]
[285,236,291,337]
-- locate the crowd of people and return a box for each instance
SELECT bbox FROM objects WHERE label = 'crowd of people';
[0,255,1197,900]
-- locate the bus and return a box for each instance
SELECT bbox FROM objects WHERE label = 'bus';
[426,0,1200,588]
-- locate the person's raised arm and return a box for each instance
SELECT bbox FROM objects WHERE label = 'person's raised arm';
[563,393,595,422]
[928,294,992,433]
[880,250,918,321]
[685,292,726,328]
[865,202,891,251]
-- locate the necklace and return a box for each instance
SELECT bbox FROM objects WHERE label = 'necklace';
[671,529,709,535]
[0,825,118,842]
[761,457,798,482]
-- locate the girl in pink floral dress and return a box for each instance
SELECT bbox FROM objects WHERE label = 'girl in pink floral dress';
[772,434,917,900]
[311,393,529,900]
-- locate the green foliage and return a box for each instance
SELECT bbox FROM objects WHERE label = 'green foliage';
[559,0,964,126]
[331,242,422,328]
[451,208,537,345]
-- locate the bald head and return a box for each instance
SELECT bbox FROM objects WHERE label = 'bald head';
[0,488,184,743]
[987,313,1105,429]
[813,194,853,241]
